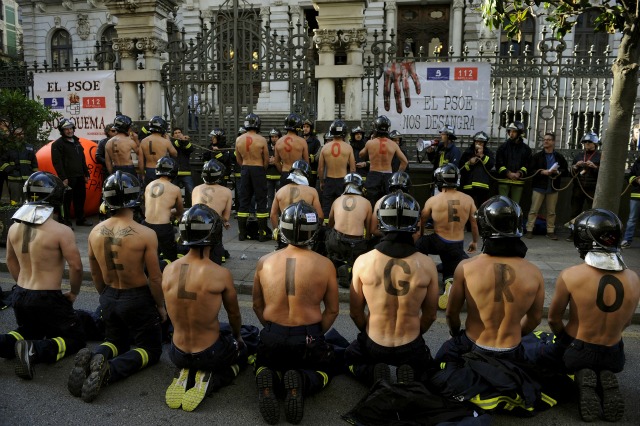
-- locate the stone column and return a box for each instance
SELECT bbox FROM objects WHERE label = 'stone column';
[104,0,179,119]
[341,29,367,121]
[137,37,167,119]
[259,7,271,96]
[313,29,339,121]
[112,37,138,118]
[452,0,465,57]
[256,2,292,112]
[385,1,397,37]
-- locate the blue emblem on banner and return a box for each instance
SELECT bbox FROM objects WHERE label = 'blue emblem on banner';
[427,68,450,81]
[43,98,65,109]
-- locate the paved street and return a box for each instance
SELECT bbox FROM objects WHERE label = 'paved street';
[1,282,640,425]
[0,213,639,425]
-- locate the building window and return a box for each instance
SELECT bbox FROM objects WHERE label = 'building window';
[575,11,608,56]
[397,5,449,57]
[500,16,535,56]
[51,29,73,68]
[97,26,117,70]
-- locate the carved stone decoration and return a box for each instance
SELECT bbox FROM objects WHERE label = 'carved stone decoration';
[273,0,283,6]
[112,37,136,58]
[453,0,465,10]
[87,0,99,8]
[62,0,73,11]
[385,1,397,12]
[289,5,301,17]
[136,37,168,55]
[77,14,91,40]
[259,6,270,19]
[201,9,213,20]
[54,16,62,28]
[340,28,367,49]
[106,12,112,23]
[313,29,339,52]
[35,2,46,13]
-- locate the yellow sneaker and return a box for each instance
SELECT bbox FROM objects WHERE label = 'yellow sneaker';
[165,368,189,409]
[182,370,212,412]
[438,279,453,310]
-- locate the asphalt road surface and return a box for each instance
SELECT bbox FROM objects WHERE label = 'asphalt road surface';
[1,276,639,425]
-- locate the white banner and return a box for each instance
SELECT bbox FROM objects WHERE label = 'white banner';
[378,62,491,136]
[34,70,117,140]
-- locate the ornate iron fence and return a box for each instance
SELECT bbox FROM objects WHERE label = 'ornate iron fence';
[362,25,640,155]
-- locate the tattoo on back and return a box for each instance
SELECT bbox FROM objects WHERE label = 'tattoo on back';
[342,196,357,212]
[177,264,197,300]
[596,275,624,313]
[493,263,515,302]
[21,225,36,254]
[99,225,138,271]
[447,200,461,223]
[383,259,411,296]
[289,187,300,204]
[285,258,296,296]
[200,187,215,204]
[150,182,165,198]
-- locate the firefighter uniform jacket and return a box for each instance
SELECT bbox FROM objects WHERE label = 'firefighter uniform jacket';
[0,144,38,183]
[496,138,532,185]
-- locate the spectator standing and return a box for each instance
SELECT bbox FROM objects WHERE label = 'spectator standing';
[95,123,115,184]
[458,131,494,210]
[51,118,92,227]
[495,121,532,204]
[0,127,38,205]
[350,126,369,182]
[621,155,640,248]
[566,132,602,241]
[302,119,322,189]
[524,132,568,240]
[171,127,195,207]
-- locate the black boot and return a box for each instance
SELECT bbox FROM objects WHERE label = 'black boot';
[238,216,248,241]
[258,218,270,242]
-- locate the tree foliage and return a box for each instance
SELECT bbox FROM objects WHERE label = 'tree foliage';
[481,1,640,214]
[482,1,635,40]
[0,89,61,155]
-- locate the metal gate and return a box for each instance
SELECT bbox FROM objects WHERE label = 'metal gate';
[161,0,316,144]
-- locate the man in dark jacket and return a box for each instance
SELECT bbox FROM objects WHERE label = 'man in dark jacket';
[51,118,92,227]
[495,121,532,204]
[266,128,282,211]
[171,127,195,207]
[350,126,369,182]
[0,127,38,205]
[566,132,602,241]
[426,125,461,173]
[302,119,322,189]
[524,132,568,240]
[458,131,494,210]
[95,123,115,185]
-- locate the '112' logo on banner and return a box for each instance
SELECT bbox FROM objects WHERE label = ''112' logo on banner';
[454,67,477,81]
[83,97,106,108]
